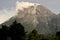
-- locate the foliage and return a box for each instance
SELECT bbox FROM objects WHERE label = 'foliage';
[28,29,38,40]
[0,20,60,40]
[0,20,26,40]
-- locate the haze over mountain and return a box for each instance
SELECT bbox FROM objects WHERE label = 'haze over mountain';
[0,1,57,35]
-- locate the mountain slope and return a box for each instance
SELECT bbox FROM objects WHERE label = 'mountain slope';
[2,2,56,35]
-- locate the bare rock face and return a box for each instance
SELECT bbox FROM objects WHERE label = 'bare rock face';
[1,2,56,35]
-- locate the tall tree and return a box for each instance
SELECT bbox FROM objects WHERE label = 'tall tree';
[10,20,25,40]
[28,29,38,40]
[1,25,8,40]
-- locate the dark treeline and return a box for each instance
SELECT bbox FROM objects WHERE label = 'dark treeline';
[0,21,25,40]
[0,21,60,40]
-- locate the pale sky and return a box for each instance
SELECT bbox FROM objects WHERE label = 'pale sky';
[0,0,60,24]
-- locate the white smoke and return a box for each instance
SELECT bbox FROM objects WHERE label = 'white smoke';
[16,1,40,11]
[0,9,16,24]
[0,1,40,24]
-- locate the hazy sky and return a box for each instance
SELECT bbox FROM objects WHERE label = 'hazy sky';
[0,0,60,13]
[0,0,60,24]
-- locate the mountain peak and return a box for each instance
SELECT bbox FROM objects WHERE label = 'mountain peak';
[16,1,40,11]
[1,1,56,34]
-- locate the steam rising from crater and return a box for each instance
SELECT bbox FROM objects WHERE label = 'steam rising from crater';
[16,1,40,11]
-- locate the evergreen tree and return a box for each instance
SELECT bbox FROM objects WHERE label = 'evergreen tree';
[10,20,25,40]
[56,31,60,40]
[1,25,8,40]
[28,29,38,40]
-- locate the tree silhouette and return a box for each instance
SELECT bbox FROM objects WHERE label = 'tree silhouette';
[56,31,60,40]
[28,29,38,40]
[10,20,25,40]
[1,25,8,40]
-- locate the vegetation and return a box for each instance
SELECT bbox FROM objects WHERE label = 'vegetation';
[0,20,60,40]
